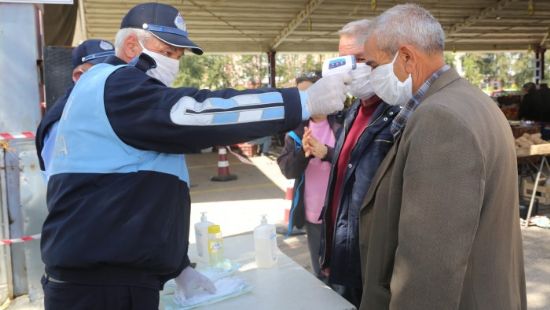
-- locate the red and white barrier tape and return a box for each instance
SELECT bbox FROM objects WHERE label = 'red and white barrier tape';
[0,132,35,141]
[0,234,41,246]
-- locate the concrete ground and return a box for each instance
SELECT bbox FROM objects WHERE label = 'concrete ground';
[6,148,550,309]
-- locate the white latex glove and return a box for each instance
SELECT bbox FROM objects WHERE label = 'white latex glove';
[305,73,351,116]
[348,63,375,100]
[175,266,217,299]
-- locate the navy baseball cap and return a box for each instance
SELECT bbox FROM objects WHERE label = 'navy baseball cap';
[121,2,203,55]
[71,39,115,69]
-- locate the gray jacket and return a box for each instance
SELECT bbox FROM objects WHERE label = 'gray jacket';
[359,68,527,310]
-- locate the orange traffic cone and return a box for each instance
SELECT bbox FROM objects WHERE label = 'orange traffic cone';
[276,179,304,236]
[284,179,294,201]
[211,146,238,182]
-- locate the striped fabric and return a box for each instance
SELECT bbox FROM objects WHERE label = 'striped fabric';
[390,65,450,139]
[170,92,287,126]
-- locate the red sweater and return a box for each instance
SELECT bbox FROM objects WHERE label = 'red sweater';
[326,101,378,266]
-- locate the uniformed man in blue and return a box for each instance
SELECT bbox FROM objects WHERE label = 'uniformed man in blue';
[36,39,116,179]
[40,3,351,309]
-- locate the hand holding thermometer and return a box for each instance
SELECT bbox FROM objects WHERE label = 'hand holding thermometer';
[322,55,357,77]
[322,55,374,99]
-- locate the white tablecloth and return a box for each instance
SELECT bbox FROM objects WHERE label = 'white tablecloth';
[160,233,356,310]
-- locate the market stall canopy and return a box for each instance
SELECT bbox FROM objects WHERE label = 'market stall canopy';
[63,0,550,52]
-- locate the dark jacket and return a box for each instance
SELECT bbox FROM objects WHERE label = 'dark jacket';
[319,99,401,289]
[40,56,305,289]
[538,86,550,122]
[36,56,126,171]
[277,114,344,232]
[518,89,543,121]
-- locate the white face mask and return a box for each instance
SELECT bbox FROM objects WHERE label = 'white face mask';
[369,52,413,106]
[139,42,180,86]
[348,63,376,100]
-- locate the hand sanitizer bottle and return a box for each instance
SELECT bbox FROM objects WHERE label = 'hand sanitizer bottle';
[207,224,224,267]
[254,215,278,268]
[194,212,212,258]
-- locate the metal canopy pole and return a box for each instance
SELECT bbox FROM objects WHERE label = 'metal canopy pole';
[534,45,546,85]
[268,51,276,88]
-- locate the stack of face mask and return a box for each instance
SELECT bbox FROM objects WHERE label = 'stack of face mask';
[170,276,252,309]
[162,261,252,310]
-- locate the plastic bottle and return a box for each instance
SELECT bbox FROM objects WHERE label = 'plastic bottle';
[194,212,212,258]
[254,215,278,268]
[207,224,224,267]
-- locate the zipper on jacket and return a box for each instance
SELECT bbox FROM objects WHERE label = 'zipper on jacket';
[320,104,395,267]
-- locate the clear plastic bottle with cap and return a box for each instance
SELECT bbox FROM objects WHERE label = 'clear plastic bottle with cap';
[207,224,224,267]
[194,212,212,258]
[254,215,278,268]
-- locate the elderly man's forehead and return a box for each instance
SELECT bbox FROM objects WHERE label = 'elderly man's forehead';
[364,35,390,65]
[363,36,379,59]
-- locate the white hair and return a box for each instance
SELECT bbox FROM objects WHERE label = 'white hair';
[114,28,151,56]
[369,4,445,55]
[338,19,371,46]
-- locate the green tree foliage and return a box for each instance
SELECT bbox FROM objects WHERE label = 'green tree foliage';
[458,52,536,90]
[173,51,542,93]
[444,52,456,69]
[461,53,485,88]
[172,54,205,88]
[511,53,534,88]
[202,55,234,89]
[238,55,267,87]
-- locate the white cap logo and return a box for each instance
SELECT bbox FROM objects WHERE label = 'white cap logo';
[99,41,113,50]
[174,14,187,32]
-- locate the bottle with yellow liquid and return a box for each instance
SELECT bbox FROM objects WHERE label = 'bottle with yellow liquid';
[207,224,224,267]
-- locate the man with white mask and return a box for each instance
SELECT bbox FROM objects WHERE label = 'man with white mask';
[39,3,352,309]
[359,4,526,310]
[302,19,400,308]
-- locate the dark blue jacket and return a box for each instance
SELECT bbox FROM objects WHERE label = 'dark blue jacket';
[39,55,304,289]
[319,99,400,289]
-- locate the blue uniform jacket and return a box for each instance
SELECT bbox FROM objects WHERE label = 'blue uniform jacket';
[35,56,127,172]
[40,55,305,289]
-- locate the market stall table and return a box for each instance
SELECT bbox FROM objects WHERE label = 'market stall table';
[160,233,356,310]
[517,143,550,226]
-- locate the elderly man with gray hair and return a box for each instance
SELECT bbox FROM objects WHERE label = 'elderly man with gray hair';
[298,18,401,307]
[358,4,526,310]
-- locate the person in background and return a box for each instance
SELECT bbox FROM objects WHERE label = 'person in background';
[310,19,400,308]
[296,72,320,91]
[518,82,541,121]
[274,73,321,147]
[277,75,343,281]
[537,83,550,122]
[36,39,115,178]
[249,135,273,156]
[359,4,526,309]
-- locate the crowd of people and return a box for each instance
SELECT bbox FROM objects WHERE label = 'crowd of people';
[36,2,527,310]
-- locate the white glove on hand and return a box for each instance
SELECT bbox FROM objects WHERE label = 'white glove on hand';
[305,73,351,116]
[175,266,216,299]
[348,63,375,100]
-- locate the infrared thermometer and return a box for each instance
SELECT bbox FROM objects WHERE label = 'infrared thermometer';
[322,55,357,77]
